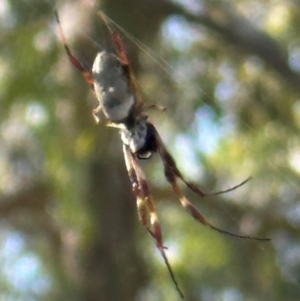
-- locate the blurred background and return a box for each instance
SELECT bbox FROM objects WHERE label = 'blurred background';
[1,0,300,300]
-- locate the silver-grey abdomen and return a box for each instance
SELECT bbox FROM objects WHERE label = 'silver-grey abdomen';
[92,51,135,123]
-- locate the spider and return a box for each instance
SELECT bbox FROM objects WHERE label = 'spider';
[55,11,270,299]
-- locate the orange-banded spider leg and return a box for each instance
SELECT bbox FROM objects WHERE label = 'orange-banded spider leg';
[96,11,131,71]
[123,145,184,299]
[54,11,95,89]
[112,32,130,68]
[111,31,135,88]
[149,122,250,197]
[150,124,270,241]
[110,31,144,111]
[97,12,128,63]
[54,11,107,124]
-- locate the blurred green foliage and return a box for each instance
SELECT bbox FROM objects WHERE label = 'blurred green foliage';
[1,0,300,300]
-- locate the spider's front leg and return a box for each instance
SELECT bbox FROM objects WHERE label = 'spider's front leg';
[55,11,95,90]
[123,145,184,299]
[92,105,118,127]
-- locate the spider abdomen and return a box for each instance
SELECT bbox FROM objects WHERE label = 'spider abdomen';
[92,51,135,123]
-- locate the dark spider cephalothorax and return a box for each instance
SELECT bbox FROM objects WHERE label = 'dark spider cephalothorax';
[55,11,270,298]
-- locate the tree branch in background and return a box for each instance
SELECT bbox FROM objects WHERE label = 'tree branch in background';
[157,0,300,93]
[0,181,63,249]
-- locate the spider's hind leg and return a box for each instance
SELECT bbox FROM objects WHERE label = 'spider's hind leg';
[151,125,270,241]
[122,145,184,299]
